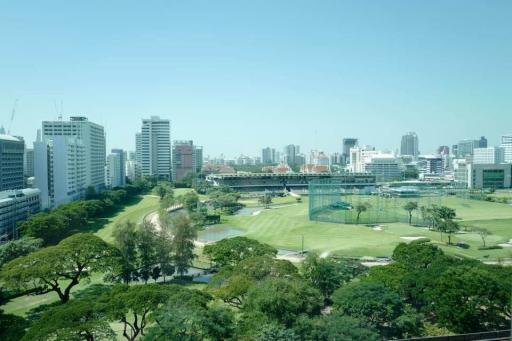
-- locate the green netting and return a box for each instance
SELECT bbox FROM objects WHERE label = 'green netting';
[308,180,443,225]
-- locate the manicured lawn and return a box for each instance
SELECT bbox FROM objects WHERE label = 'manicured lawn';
[95,195,160,243]
[221,196,512,260]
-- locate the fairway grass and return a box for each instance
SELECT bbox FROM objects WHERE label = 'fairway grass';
[95,194,160,243]
[223,197,512,260]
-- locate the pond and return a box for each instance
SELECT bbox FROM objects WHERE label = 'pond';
[197,226,244,243]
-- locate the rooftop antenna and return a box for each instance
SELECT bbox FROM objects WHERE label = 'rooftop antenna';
[8,99,18,135]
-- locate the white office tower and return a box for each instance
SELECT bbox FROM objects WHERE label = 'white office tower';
[473,147,505,165]
[136,116,171,180]
[34,131,87,209]
[42,116,106,191]
[348,146,379,173]
[105,150,125,188]
[501,135,512,163]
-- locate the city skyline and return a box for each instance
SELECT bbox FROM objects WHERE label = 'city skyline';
[1,1,512,156]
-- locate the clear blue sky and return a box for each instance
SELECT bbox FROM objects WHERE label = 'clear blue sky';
[1,0,511,157]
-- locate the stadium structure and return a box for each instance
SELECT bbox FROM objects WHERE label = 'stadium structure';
[206,172,377,192]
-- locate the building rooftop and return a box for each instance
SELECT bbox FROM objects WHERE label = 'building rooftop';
[0,134,22,142]
[0,188,41,204]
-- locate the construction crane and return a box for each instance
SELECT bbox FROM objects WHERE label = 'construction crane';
[7,99,18,135]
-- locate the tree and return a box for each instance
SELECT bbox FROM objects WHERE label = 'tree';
[0,309,28,341]
[355,202,371,224]
[203,236,277,267]
[171,213,197,276]
[18,213,67,245]
[244,278,323,327]
[475,227,490,247]
[22,299,115,341]
[0,237,43,267]
[306,314,380,341]
[403,201,418,225]
[0,233,119,303]
[426,264,512,333]
[420,206,434,229]
[255,324,299,341]
[209,255,299,307]
[177,191,200,212]
[143,287,222,341]
[136,222,157,283]
[332,281,422,339]
[259,194,273,208]
[101,284,175,341]
[155,228,175,282]
[112,221,138,283]
[155,183,171,200]
[439,219,460,245]
[302,253,367,299]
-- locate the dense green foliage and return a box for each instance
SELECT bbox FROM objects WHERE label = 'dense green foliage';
[1,233,120,303]
[0,237,43,267]
[203,236,277,267]
[18,179,152,245]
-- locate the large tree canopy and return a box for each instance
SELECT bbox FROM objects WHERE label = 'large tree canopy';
[0,233,120,303]
[204,236,277,267]
[22,299,115,341]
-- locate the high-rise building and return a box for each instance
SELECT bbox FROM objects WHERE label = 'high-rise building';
[136,116,171,180]
[478,136,488,148]
[284,144,300,165]
[342,138,358,165]
[457,139,480,158]
[172,140,202,182]
[262,147,276,164]
[501,134,512,163]
[42,116,106,191]
[400,132,419,157]
[473,147,504,165]
[0,134,25,191]
[24,148,34,178]
[467,164,512,189]
[105,149,126,188]
[34,133,87,209]
[418,156,444,175]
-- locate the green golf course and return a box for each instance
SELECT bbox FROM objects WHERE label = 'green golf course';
[217,195,512,261]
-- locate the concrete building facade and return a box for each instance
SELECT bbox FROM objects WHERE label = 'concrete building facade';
[473,147,505,165]
[0,134,25,191]
[0,188,41,241]
[137,116,171,180]
[467,164,512,189]
[400,132,419,158]
[42,116,106,191]
[34,134,87,209]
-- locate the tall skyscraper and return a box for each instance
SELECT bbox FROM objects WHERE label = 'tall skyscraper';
[400,132,419,157]
[24,148,34,178]
[342,138,358,165]
[42,116,106,191]
[34,133,87,209]
[172,140,202,182]
[262,147,276,164]
[106,149,126,188]
[284,144,301,165]
[0,134,25,191]
[136,116,171,180]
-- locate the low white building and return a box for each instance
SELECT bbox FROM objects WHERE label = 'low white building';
[0,188,41,241]
[473,147,505,165]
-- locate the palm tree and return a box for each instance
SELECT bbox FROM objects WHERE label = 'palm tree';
[403,201,418,225]
[355,202,370,224]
